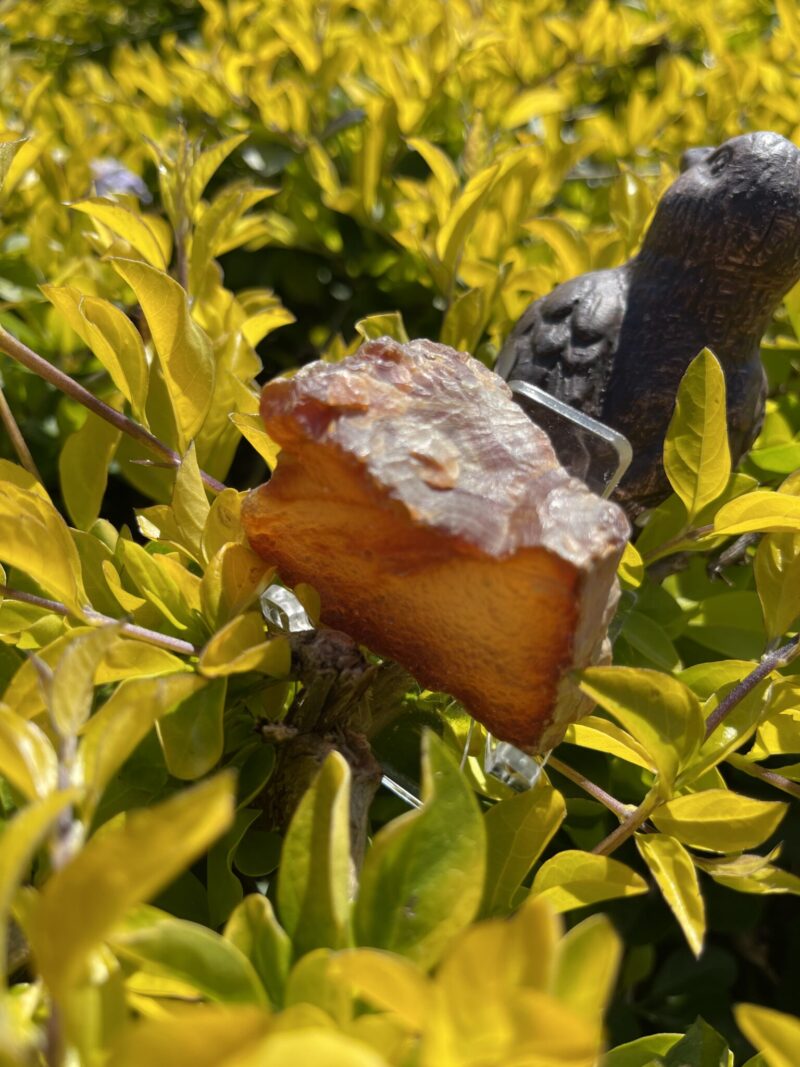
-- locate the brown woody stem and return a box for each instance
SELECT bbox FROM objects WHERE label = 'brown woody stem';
[0,585,199,657]
[727,752,800,800]
[547,755,632,820]
[592,786,660,857]
[0,382,41,480]
[703,634,800,739]
[0,326,226,494]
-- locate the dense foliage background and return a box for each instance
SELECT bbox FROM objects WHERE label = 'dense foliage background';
[0,0,798,1064]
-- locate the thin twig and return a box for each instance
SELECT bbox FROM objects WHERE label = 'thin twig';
[704,635,800,739]
[0,381,41,480]
[592,787,660,856]
[547,755,633,820]
[727,753,800,801]
[0,326,226,494]
[0,585,200,657]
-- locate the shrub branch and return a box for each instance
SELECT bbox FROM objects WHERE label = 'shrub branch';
[0,325,226,493]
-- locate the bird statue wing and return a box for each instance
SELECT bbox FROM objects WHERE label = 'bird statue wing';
[495,268,630,419]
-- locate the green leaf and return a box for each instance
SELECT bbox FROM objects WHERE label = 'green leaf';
[481,780,565,916]
[0,790,81,983]
[735,1004,800,1067]
[663,348,731,522]
[277,751,352,957]
[0,481,87,615]
[604,1034,683,1067]
[354,732,486,969]
[71,198,168,268]
[59,412,121,531]
[157,677,226,780]
[651,790,787,852]
[551,915,622,1022]
[200,543,273,629]
[662,1018,732,1067]
[207,808,259,927]
[78,672,206,819]
[577,667,704,792]
[714,490,800,536]
[28,773,235,996]
[635,833,705,957]
[230,413,281,470]
[531,851,648,913]
[110,906,266,1005]
[354,312,410,343]
[225,895,292,1009]
[112,258,215,448]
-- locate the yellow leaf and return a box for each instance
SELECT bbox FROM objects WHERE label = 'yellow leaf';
[502,87,569,128]
[71,198,168,268]
[714,489,800,536]
[0,789,81,984]
[200,543,273,628]
[199,613,290,678]
[531,851,647,913]
[48,624,121,737]
[577,666,704,791]
[663,348,731,522]
[186,134,249,218]
[112,259,215,448]
[651,790,787,853]
[59,412,121,531]
[230,413,281,469]
[735,1004,800,1067]
[110,1006,272,1067]
[635,833,705,957]
[0,481,87,616]
[29,773,235,996]
[0,138,26,192]
[332,950,431,1031]
[172,444,210,561]
[618,541,644,587]
[0,705,57,800]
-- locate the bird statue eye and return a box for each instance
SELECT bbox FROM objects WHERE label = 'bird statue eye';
[708,146,733,175]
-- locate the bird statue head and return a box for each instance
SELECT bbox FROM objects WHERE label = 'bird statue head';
[641,131,800,297]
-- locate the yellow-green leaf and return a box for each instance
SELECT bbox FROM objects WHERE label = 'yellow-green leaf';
[230,413,281,470]
[29,773,235,996]
[199,614,290,678]
[0,481,87,615]
[224,895,291,1010]
[714,490,800,536]
[48,623,121,737]
[157,677,226,780]
[0,138,26,192]
[355,732,486,969]
[551,915,622,1021]
[354,312,410,344]
[755,530,800,641]
[531,851,647,913]
[481,780,566,916]
[635,833,705,957]
[186,134,249,218]
[59,412,121,531]
[651,790,787,852]
[0,789,81,983]
[663,348,731,521]
[78,672,207,819]
[0,705,57,800]
[112,258,215,448]
[172,443,210,561]
[332,949,430,1030]
[71,199,168,268]
[735,1005,800,1067]
[277,752,352,957]
[110,1007,272,1067]
[577,666,704,791]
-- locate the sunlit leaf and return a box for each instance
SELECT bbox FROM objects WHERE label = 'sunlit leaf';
[277,751,351,957]
[735,1005,800,1067]
[225,895,291,1009]
[635,833,705,957]
[531,851,647,913]
[651,790,787,852]
[71,198,168,268]
[355,732,486,968]
[29,773,235,995]
[663,349,731,522]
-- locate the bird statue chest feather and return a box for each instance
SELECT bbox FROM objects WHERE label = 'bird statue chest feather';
[498,131,800,515]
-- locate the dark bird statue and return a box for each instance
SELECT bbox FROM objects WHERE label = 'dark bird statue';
[496,131,800,515]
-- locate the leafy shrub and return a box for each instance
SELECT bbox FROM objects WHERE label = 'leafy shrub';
[0,1,797,1064]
